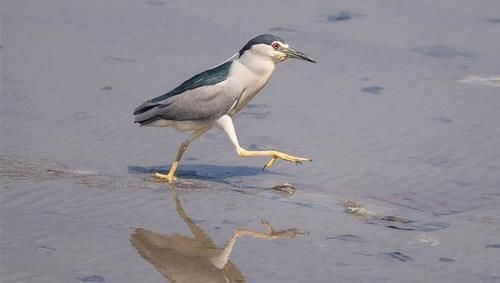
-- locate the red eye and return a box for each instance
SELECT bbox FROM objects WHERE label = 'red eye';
[272,43,280,50]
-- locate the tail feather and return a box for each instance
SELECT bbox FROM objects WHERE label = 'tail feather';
[134,100,161,126]
[133,100,158,115]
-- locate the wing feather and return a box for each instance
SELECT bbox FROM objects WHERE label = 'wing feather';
[133,61,237,125]
[134,81,240,125]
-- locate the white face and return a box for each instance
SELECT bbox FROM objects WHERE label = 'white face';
[250,41,289,63]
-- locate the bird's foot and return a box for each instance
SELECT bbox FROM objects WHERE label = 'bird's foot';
[154,172,177,183]
[260,219,308,238]
[233,220,308,240]
[263,151,312,169]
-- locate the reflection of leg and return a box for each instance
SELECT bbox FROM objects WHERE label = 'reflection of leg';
[155,128,209,183]
[212,219,307,269]
[167,184,216,248]
[234,219,308,240]
[215,115,311,169]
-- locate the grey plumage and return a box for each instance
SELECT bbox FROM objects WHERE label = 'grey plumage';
[132,34,315,182]
[134,34,293,126]
[134,61,234,125]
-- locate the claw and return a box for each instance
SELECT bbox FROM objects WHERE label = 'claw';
[263,157,278,170]
[154,172,177,184]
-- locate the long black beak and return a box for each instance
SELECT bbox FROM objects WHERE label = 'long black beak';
[282,47,316,63]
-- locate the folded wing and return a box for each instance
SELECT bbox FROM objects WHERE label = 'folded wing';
[134,61,238,125]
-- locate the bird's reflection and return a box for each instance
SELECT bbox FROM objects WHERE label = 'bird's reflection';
[130,185,306,283]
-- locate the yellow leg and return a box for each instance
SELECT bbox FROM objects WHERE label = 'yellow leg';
[236,148,311,169]
[215,115,311,170]
[154,142,188,183]
[154,129,208,183]
[213,219,307,269]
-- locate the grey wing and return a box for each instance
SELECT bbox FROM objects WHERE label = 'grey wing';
[134,81,238,125]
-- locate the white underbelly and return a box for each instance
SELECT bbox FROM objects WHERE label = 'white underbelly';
[145,119,214,132]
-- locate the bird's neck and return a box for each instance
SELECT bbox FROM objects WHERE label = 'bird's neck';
[236,50,276,76]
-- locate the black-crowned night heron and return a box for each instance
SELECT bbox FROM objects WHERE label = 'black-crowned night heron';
[134,34,315,183]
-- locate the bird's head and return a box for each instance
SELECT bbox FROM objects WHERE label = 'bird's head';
[239,34,316,64]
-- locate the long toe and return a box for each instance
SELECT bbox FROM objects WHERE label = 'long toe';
[264,152,311,169]
[276,152,311,164]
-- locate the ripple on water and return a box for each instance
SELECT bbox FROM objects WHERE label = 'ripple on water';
[378,251,413,262]
[78,275,105,283]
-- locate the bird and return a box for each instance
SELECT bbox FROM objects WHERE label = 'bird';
[134,34,316,183]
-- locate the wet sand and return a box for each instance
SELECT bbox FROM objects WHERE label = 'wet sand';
[2,1,500,282]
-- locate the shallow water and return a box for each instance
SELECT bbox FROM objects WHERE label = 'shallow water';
[2,0,500,282]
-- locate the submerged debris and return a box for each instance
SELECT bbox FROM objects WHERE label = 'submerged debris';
[271,183,296,195]
[338,199,377,219]
[337,198,449,232]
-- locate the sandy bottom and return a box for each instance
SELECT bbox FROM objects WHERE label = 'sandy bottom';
[2,1,500,282]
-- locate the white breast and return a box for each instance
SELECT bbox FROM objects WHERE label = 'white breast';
[226,55,276,116]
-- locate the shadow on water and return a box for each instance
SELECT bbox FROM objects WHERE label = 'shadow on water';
[130,185,306,283]
[128,164,285,178]
[0,152,282,191]
[128,164,287,189]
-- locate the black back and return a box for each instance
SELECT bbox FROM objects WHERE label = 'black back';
[239,34,285,56]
